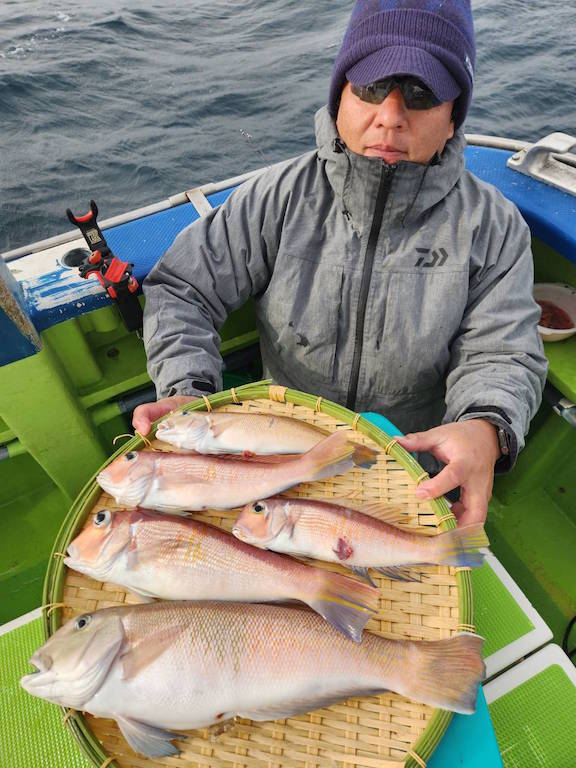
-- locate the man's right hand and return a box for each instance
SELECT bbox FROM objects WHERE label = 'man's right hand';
[132,395,199,437]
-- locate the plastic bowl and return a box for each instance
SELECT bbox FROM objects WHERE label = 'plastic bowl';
[533,283,576,342]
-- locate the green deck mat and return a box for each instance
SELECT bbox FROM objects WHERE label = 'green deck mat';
[472,561,535,659]
[489,665,576,767]
[0,615,91,768]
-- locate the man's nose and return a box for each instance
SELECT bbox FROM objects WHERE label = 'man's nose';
[373,87,408,127]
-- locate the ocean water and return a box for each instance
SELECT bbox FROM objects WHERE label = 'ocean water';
[1,0,575,254]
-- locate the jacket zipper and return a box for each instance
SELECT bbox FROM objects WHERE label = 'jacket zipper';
[346,163,395,410]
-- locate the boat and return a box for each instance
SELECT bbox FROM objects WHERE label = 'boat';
[1,131,575,767]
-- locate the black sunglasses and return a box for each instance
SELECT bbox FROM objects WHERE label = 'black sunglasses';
[350,76,444,110]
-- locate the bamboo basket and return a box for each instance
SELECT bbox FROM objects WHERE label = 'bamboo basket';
[44,381,475,768]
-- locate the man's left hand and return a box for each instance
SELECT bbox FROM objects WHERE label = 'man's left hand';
[396,420,501,527]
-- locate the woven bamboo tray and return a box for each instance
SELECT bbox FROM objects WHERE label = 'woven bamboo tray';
[44,381,475,768]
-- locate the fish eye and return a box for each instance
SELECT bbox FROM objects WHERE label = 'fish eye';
[75,614,91,631]
[252,503,265,514]
[125,452,138,462]
[94,510,112,527]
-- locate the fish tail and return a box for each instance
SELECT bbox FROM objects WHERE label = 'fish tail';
[307,570,379,642]
[433,524,489,568]
[400,633,485,714]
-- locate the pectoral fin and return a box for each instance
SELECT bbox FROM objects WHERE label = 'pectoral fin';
[120,623,186,681]
[116,715,184,758]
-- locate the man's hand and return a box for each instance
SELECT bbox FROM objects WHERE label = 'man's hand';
[396,420,501,527]
[132,395,199,437]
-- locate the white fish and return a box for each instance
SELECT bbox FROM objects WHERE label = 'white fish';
[21,602,485,759]
[156,410,328,454]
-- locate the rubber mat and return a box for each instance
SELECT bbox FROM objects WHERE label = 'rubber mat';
[472,560,535,658]
[489,662,576,767]
[0,611,90,768]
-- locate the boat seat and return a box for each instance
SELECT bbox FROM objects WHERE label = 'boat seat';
[484,644,576,766]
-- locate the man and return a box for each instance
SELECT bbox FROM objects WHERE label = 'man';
[134,0,547,527]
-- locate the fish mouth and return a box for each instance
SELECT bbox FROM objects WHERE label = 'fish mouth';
[231,524,249,541]
[231,524,270,547]
[96,471,150,507]
[20,652,52,692]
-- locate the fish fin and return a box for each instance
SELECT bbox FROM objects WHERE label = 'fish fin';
[308,571,378,642]
[374,566,422,582]
[403,633,485,714]
[348,566,377,587]
[303,432,356,481]
[239,689,384,722]
[433,524,490,568]
[116,716,184,758]
[351,443,379,469]
[120,624,186,681]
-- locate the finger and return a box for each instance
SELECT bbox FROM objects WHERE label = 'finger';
[132,404,152,436]
[415,463,461,500]
[396,431,438,452]
[451,497,488,528]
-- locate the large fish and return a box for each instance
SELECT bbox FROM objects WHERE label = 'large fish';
[21,602,485,759]
[233,497,489,581]
[156,410,328,454]
[64,508,378,642]
[96,431,377,513]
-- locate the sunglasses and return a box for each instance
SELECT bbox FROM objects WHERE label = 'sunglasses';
[350,76,444,110]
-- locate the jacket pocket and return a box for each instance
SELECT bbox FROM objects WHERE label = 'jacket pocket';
[257,253,343,383]
[376,268,468,396]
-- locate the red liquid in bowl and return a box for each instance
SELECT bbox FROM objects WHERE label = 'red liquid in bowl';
[536,299,575,330]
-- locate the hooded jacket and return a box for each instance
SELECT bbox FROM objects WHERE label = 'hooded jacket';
[143,106,547,467]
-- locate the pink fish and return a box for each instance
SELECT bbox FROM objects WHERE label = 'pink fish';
[96,431,377,513]
[65,508,378,642]
[233,497,489,581]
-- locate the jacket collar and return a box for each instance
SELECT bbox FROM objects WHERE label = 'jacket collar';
[314,105,466,234]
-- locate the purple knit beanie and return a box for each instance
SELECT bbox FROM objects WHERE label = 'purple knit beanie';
[329,0,476,128]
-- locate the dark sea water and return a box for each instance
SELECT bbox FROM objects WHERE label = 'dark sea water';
[1,0,575,254]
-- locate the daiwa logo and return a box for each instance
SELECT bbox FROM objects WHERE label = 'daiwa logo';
[465,54,474,81]
[415,248,449,267]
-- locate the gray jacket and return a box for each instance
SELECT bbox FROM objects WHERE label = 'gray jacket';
[143,106,547,467]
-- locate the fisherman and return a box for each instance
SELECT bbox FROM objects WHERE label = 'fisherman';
[133,0,547,527]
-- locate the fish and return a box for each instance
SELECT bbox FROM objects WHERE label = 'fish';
[96,431,377,513]
[232,497,489,581]
[156,410,329,454]
[64,508,378,642]
[21,601,485,759]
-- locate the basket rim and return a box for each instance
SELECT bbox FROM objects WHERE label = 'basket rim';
[44,380,474,768]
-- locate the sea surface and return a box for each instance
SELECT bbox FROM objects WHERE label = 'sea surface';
[1,0,575,254]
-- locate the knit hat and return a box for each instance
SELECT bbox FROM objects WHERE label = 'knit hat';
[329,0,476,128]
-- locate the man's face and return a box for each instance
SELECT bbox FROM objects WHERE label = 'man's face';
[336,82,455,165]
